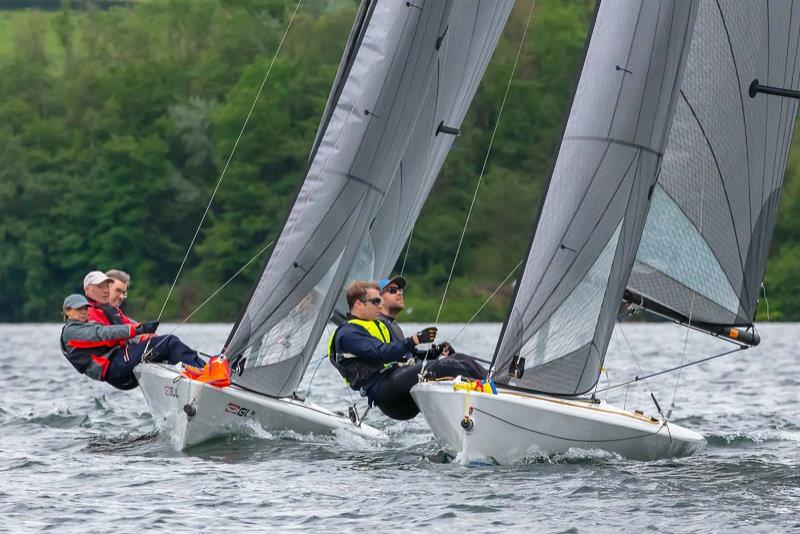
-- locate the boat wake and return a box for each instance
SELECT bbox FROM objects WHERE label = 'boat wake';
[706,429,800,447]
[444,446,626,467]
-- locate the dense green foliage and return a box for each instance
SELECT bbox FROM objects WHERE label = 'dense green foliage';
[0,0,797,323]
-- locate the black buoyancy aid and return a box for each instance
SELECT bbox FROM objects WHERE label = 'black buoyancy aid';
[60,326,123,381]
[328,318,392,391]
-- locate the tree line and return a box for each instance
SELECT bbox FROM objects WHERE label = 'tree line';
[0,0,797,323]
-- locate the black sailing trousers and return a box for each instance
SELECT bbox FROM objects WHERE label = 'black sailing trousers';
[374,354,487,421]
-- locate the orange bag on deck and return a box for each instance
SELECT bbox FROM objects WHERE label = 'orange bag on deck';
[181,356,231,388]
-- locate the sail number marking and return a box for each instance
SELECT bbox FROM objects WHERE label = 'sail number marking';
[225,403,255,418]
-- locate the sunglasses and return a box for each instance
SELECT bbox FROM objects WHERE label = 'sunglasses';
[360,297,382,306]
[383,286,403,295]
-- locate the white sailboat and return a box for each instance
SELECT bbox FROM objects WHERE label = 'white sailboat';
[135,0,515,450]
[412,0,800,463]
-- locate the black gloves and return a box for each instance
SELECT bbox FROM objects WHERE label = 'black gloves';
[135,321,160,335]
[438,341,454,356]
[424,341,455,360]
[414,326,438,344]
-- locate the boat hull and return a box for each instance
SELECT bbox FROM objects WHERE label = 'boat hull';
[411,380,706,463]
[135,363,386,450]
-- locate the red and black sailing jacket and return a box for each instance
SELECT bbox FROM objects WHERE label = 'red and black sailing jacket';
[60,320,136,381]
[87,298,135,326]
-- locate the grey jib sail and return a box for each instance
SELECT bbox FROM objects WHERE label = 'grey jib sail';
[628,0,800,328]
[224,1,471,397]
[337,1,515,311]
[492,0,698,396]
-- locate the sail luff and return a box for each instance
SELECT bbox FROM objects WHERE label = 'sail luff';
[224,0,376,352]
[491,0,698,396]
[226,0,455,397]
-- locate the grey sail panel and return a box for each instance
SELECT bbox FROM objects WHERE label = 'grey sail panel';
[334,0,515,319]
[492,0,697,395]
[225,0,453,396]
[628,0,800,327]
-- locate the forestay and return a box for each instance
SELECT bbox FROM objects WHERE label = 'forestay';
[492,1,698,396]
[628,0,800,328]
[224,0,452,397]
[339,1,515,314]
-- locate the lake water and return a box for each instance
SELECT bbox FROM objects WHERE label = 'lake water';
[1,322,798,532]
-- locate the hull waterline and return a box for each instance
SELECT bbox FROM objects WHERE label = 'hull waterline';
[411,380,706,464]
[135,363,386,450]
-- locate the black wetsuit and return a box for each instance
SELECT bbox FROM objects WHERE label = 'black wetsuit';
[374,315,487,420]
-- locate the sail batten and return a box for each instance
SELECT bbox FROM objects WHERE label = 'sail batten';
[628,0,800,328]
[492,0,698,396]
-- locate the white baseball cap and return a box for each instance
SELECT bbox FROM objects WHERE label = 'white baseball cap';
[83,270,113,288]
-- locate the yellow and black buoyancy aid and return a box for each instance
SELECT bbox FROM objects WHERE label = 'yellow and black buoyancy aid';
[328,318,393,391]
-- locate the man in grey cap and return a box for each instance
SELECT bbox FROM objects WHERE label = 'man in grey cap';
[60,294,204,390]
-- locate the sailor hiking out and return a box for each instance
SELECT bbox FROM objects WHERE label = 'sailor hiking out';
[60,294,204,390]
[328,280,486,421]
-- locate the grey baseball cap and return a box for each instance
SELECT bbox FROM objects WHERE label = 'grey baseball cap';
[63,294,90,309]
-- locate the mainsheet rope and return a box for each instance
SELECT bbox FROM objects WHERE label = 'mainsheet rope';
[434,0,538,324]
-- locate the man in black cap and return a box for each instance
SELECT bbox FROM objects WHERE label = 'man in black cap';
[377,274,458,361]
[376,275,409,344]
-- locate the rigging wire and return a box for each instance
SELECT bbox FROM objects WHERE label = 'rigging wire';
[142,0,303,360]
[593,345,745,395]
[434,0,537,323]
[450,259,523,345]
[142,241,274,360]
[668,172,707,417]
[153,0,304,325]
[616,324,657,400]
[400,228,414,276]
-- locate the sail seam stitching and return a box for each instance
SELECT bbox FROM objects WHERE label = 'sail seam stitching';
[679,90,746,285]
[563,135,662,156]
[715,1,754,246]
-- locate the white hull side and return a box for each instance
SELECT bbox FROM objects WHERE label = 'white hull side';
[135,363,385,450]
[411,381,706,463]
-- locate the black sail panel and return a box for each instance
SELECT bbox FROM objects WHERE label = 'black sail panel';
[225,0,453,397]
[629,0,800,327]
[492,0,698,396]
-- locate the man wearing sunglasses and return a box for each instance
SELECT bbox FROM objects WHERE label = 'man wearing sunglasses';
[328,280,485,421]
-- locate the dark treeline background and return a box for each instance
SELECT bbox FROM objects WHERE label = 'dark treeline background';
[1,0,797,323]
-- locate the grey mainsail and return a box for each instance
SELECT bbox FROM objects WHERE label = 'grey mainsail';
[224,0,454,397]
[627,0,800,329]
[339,1,515,314]
[491,0,698,396]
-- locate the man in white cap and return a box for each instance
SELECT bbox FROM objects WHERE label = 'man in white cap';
[83,270,134,326]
